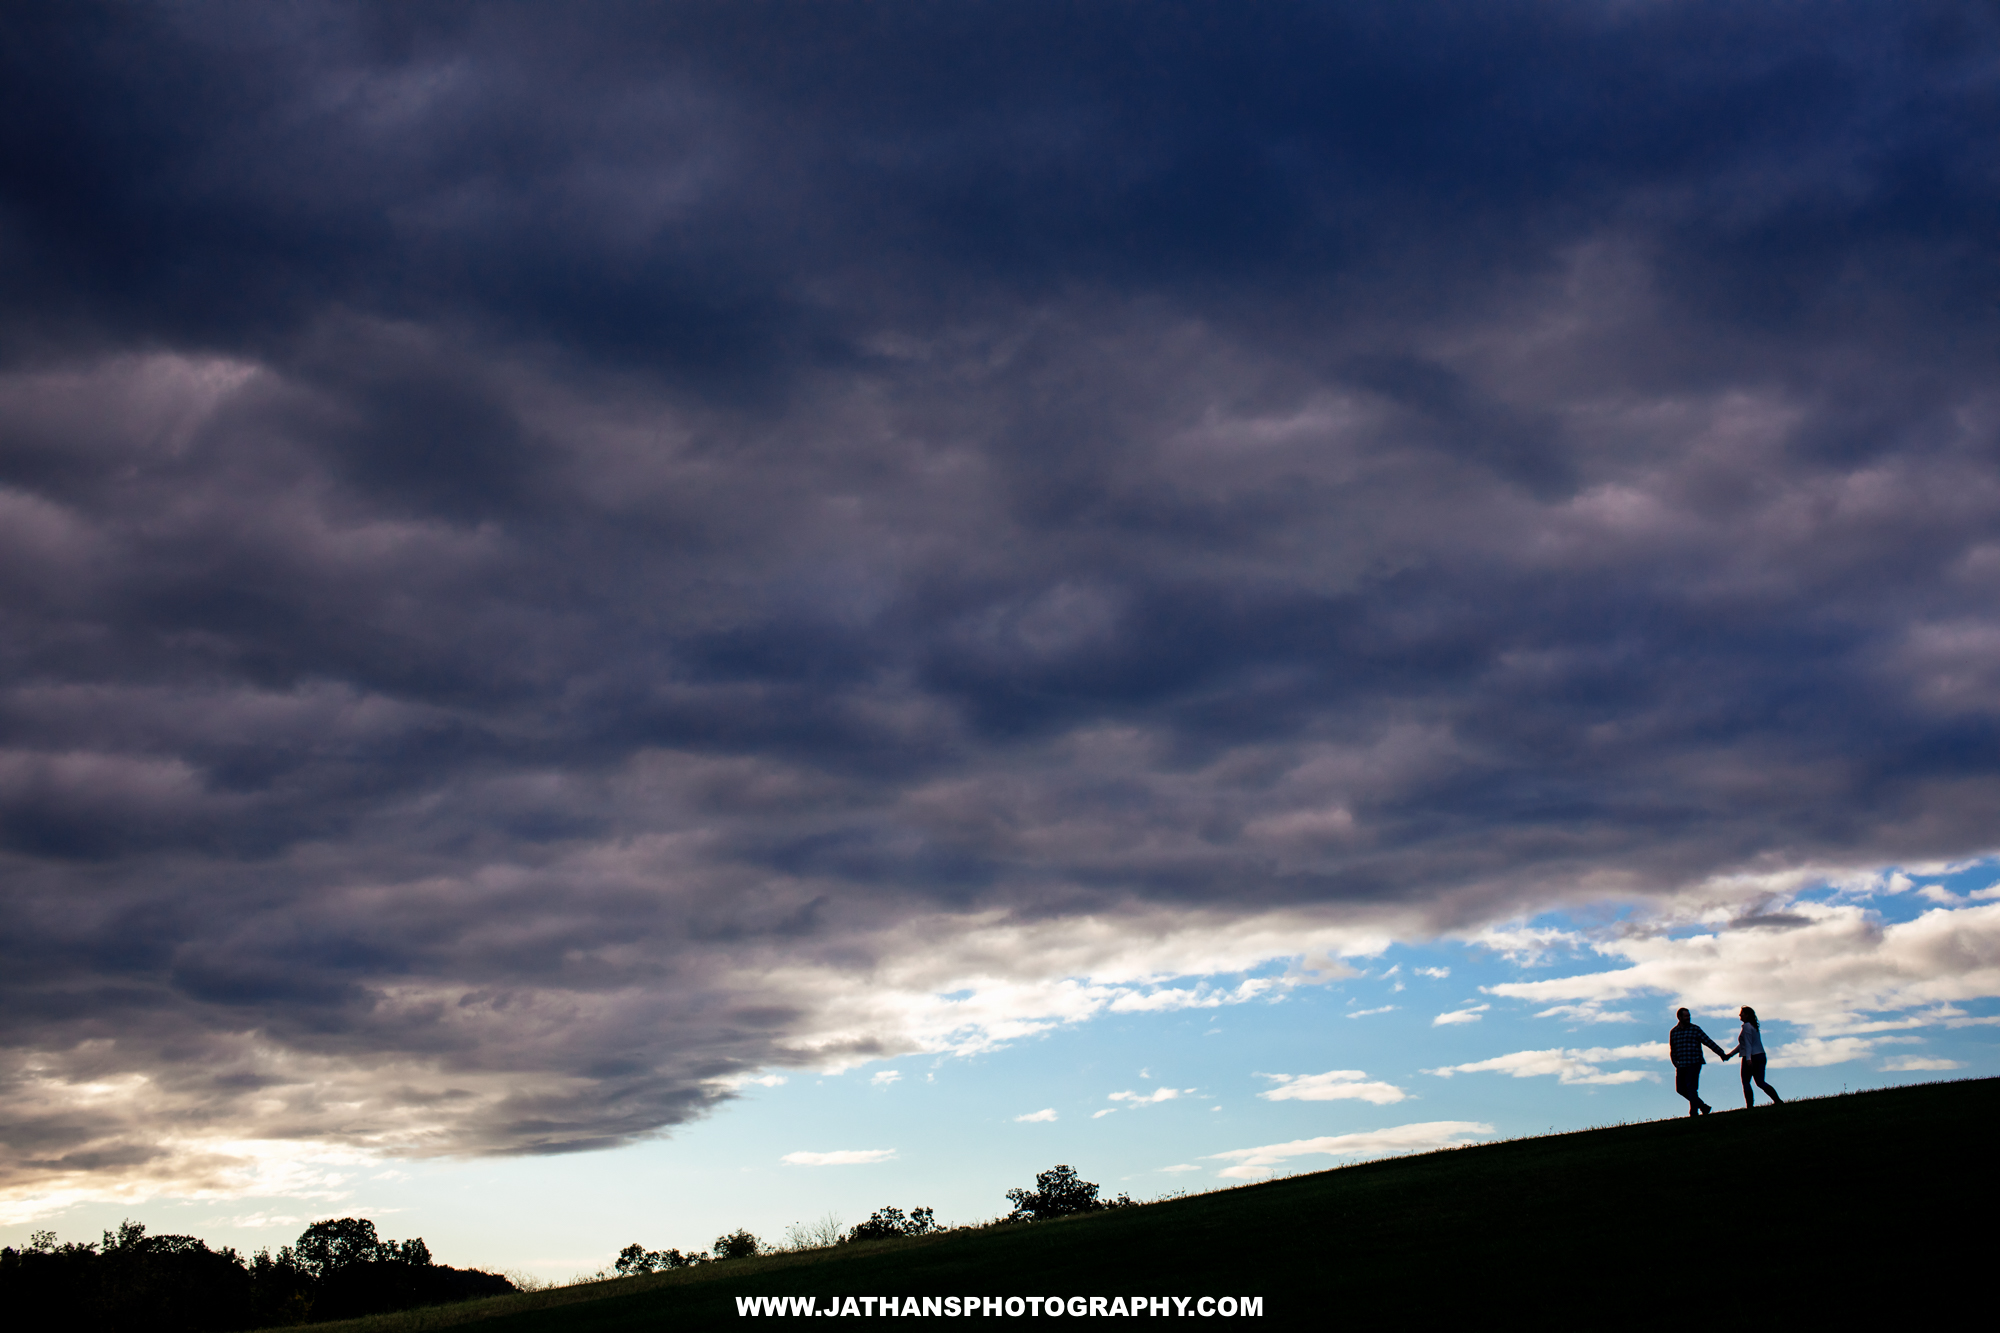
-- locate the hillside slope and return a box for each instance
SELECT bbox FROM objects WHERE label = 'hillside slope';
[273,1078,1996,1329]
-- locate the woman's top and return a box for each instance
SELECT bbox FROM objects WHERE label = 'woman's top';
[1736,1022,1765,1058]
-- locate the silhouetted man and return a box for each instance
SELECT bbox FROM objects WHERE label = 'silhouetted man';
[1669,1007,1726,1117]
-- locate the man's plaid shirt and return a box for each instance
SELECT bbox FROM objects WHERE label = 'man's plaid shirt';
[1670,1023,1720,1067]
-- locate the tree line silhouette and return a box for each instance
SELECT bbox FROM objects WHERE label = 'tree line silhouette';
[614,1163,1137,1270]
[0,1216,511,1331]
[2,1163,1137,1329]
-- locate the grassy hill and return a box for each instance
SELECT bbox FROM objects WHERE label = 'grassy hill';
[267,1077,1995,1329]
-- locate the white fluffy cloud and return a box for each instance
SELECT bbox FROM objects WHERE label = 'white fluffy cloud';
[1433,1005,1490,1026]
[1484,900,2000,1041]
[1464,926,1586,966]
[1531,1003,1639,1023]
[714,1073,789,1091]
[1424,1044,1664,1086]
[1108,1087,1190,1106]
[8,899,1395,1215]
[1256,1070,1409,1105]
[1206,1121,1494,1180]
[1014,1108,1058,1122]
[1106,976,1314,1013]
[780,1149,897,1166]
[1769,1036,1918,1068]
[761,905,1406,1071]
[0,1134,378,1229]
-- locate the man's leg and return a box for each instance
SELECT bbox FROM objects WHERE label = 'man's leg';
[1676,1065,1700,1116]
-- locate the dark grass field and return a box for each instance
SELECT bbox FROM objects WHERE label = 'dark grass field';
[269,1077,1996,1330]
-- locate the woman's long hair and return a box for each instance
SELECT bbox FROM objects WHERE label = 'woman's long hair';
[1740,1006,1760,1028]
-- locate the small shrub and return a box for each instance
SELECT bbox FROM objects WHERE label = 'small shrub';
[1005,1166,1132,1221]
[615,1245,698,1275]
[844,1206,939,1243]
[712,1229,761,1260]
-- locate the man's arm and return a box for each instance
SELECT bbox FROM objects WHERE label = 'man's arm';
[1702,1030,1728,1058]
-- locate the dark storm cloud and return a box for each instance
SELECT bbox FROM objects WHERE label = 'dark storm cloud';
[3,1,2000,1183]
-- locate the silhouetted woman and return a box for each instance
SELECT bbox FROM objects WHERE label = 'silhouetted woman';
[1723,1006,1783,1107]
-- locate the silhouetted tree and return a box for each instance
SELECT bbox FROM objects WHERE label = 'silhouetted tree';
[0,1220,254,1332]
[615,1244,698,1274]
[291,1219,509,1320]
[248,1244,314,1326]
[845,1206,940,1242]
[1005,1166,1134,1221]
[712,1229,762,1260]
[294,1218,388,1279]
[0,1217,508,1330]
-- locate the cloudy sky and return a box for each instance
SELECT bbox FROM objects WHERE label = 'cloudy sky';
[4,0,1999,1276]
